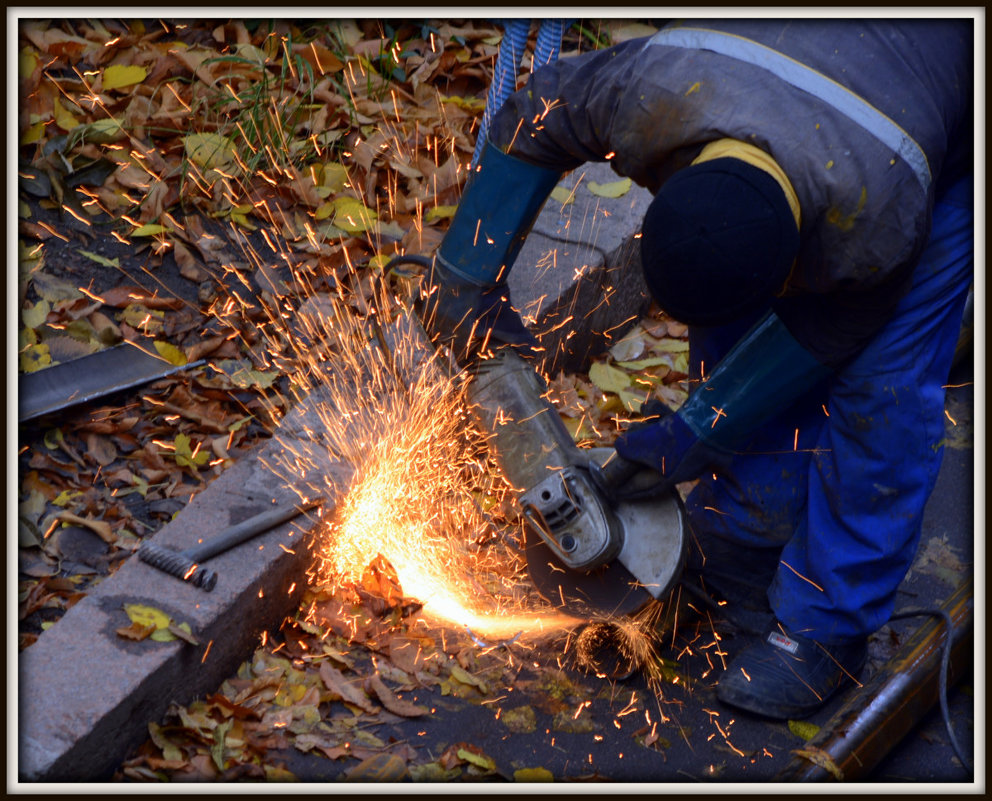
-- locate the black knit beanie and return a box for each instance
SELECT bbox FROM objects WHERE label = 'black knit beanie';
[639,157,800,327]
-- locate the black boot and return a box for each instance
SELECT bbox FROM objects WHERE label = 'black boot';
[684,527,780,634]
[717,622,867,719]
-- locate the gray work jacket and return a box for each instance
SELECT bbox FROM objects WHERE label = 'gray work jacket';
[490,19,973,366]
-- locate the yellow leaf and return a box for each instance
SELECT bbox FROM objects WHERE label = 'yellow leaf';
[124,603,172,631]
[617,356,673,370]
[425,205,457,222]
[153,340,187,367]
[317,162,348,192]
[19,47,39,79]
[20,343,52,373]
[457,749,495,771]
[588,361,631,394]
[102,64,147,91]
[21,122,46,145]
[588,177,632,198]
[332,195,377,233]
[231,212,257,231]
[314,202,334,221]
[22,299,50,329]
[78,249,121,268]
[173,433,210,468]
[449,664,487,692]
[514,766,554,782]
[132,223,169,237]
[619,387,645,413]
[440,95,485,112]
[788,719,821,742]
[90,118,125,142]
[184,132,237,170]
[655,337,690,353]
[793,746,844,780]
[53,97,79,132]
[550,185,576,206]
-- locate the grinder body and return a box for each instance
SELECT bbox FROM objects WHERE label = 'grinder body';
[468,349,687,614]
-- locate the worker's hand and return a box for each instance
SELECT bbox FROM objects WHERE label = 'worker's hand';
[418,260,540,363]
[610,399,730,499]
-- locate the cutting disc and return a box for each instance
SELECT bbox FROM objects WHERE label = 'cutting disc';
[523,524,656,618]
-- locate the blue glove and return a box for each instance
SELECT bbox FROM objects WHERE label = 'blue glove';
[417,139,561,362]
[612,400,730,499]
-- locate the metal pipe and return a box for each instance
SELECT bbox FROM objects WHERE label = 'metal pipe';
[775,577,973,781]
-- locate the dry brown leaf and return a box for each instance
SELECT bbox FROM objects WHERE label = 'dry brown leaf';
[366,673,428,717]
[116,621,156,641]
[56,511,115,543]
[85,432,118,466]
[319,661,378,714]
[99,285,183,310]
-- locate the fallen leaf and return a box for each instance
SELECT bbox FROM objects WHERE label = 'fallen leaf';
[609,331,645,362]
[32,271,83,303]
[56,511,115,543]
[153,340,188,367]
[409,761,462,781]
[448,663,488,694]
[514,766,554,782]
[78,250,121,269]
[793,746,844,780]
[100,285,183,309]
[103,63,147,91]
[788,719,821,742]
[456,747,495,772]
[184,132,237,170]
[174,241,210,281]
[425,205,457,222]
[168,621,199,645]
[343,753,408,782]
[588,177,632,198]
[22,299,51,329]
[116,621,156,641]
[332,195,377,233]
[53,97,80,131]
[124,602,172,631]
[319,661,378,714]
[132,223,170,237]
[367,673,428,717]
[20,343,52,373]
[550,185,576,206]
[654,337,690,353]
[500,704,537,734]
[588,361,631,395]
[85,432,118,466]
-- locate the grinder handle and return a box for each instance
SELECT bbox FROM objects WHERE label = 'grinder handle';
[588,453,666,504]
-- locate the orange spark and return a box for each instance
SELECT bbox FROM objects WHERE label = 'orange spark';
[780,560,825,592]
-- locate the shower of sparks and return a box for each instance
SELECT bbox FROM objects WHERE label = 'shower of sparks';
[194,108,582,640]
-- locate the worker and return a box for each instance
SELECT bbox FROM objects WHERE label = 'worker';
[421,19,974,719]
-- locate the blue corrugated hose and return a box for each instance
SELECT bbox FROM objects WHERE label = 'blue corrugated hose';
[471,20,572,168]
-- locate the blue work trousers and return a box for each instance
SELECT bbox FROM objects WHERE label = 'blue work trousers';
[683,177,974,644]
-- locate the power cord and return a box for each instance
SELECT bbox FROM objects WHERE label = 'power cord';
[889,607,973,777]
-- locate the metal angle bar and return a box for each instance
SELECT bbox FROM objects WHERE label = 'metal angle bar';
[18,339,204,423]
